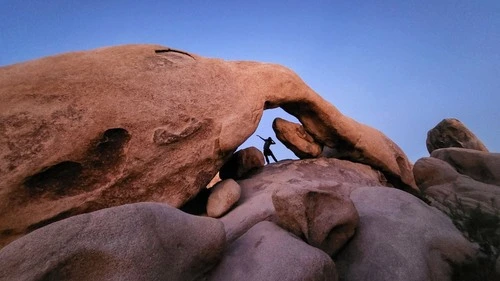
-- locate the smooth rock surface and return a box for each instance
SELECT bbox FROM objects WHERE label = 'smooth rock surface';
[207,179,241,218]
[431,148,500,186]
[272,117,322,159]
[220,158,386,243]
[426,118,488,153]
[272,186,359,256]
[414,157,500,216]
[0,202,226,281]
[208,221,338,281]
[219,146,264,180]
[335,187,476,281]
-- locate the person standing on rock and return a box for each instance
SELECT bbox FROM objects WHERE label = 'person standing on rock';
[257,135,278,164]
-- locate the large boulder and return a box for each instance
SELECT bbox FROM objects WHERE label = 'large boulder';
[207,179,241,218]
[208,221,338,281]
[335,187,476,281]
[0,202,226,281]
[219,147,264,180]
[220,158,386,243]
[0,44,415,247]
[426,118,488,153]
[431,148,500,186]
[413,157,500,216]
[272,186,359,256]
[272,117,322,159]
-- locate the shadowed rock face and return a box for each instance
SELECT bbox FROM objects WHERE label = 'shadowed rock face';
[0,44,416,247]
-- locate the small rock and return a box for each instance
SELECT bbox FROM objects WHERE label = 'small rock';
[208,221,338,281]
[207,179,241,218]
[272,186,359,256]
[219,147,265,180]
[426,118,488,153]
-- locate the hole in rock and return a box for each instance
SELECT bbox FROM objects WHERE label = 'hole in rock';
[238,108,300,161]
[24,161,83,193]
[180,187,212,215]
[92,128,131,167]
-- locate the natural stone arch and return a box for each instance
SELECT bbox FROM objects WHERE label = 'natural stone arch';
[0,44,417,247]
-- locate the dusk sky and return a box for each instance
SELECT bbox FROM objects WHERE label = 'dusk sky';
[1,0,499,162]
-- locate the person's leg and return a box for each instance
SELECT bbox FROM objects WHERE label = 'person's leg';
[265,154,270,164]
[270,151,278,162]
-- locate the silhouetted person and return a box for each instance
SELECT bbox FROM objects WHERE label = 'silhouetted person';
[257,135,278,164]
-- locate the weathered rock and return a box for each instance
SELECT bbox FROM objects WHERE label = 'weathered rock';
[426,118,488,153]
[272,186,359,256]
[431,148,500,186]
[0,44,415,247]
[413,157,500,217]
[208,221,338,281]
[335,187,476,281]
[413,157,460,190]
[220,158,386,243]
[272,117,322,159]
[219,147,265,180]
[207,179,241,218]
[0,202,226,281]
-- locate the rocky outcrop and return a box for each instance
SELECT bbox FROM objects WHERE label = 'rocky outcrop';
[0,44,415,247]
[0,202,226,281]
[431,148,500,186]
[272,186,359,256]
[426,118,488,153]
[272,117,322,159]
[219,147,264,180]
[220,158,386,243]
[335,187,476,281]
[207,179,241,218]
[208,221,338,281]
[413,156,500,216]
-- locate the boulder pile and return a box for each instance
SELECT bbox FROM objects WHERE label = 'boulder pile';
[0,45,497,280]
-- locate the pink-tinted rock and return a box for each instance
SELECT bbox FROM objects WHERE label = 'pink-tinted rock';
[208,221,338,281]
[0,202,226,281]
[219,147,265,180]
[335,187,476,281]
[220,158,386,243]
[207,179,241,218]
[272,186,359,256]
[431,148,500,186]
[272,117,322,159]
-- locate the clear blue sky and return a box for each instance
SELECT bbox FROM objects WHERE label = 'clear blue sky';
[1,0,499,162]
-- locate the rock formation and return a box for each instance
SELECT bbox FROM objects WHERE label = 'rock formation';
[219,158,387,243]
[426,118,489,153]
[431,148,500,186]
[219,147,264,180]
[272,117,322,158]
[335,187,476,281]
[0,202,226,281]
[0,44,417,247]
[272,186,359,256]
[206,179,241,218]
[414,155,500,217]
[207,221,338,281]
